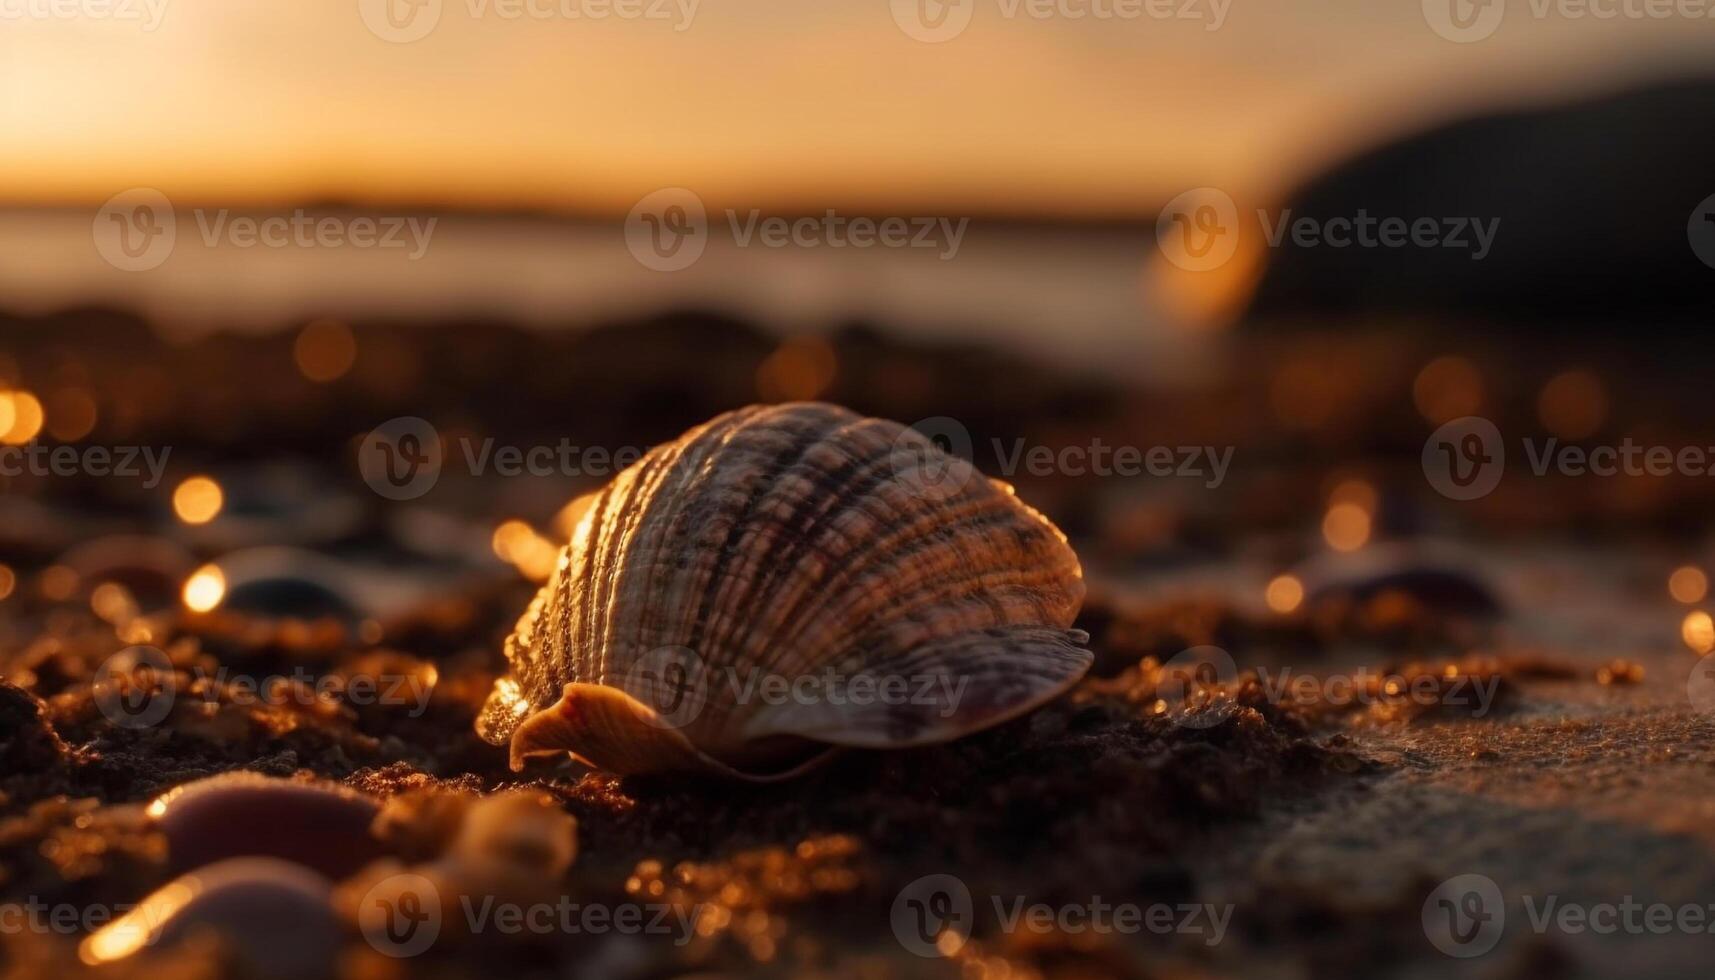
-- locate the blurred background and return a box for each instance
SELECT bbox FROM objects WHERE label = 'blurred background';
[3,0,1715,569]
[4,4,1715,978]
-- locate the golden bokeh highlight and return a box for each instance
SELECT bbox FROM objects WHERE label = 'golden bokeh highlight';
[1412,356,1482,425]
[1537,369,1607,440]
[1322,502,1372,552]
[293,320,358,383]
[756,337,837,402]
[1146,228,1267,333]
[1682,610,1715,655]
[0,564,15,601]
[1328,477,1378,514]
[493,519,560,582]
[172,476,225,525]
[90,582,139,625]
[80,880,197,966]
[1265,574,1304,614]
[0,390,45,444]
[182,565,226,613]
[1668,566,1708,605]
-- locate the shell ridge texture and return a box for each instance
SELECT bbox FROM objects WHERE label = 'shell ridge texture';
[479,402,1090,779]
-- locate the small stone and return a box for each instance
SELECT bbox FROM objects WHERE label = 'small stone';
[148,772,382,877]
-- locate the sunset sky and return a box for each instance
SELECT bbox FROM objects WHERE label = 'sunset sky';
[1,1,1711,215]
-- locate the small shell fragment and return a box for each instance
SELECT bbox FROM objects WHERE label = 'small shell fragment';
[449,790,578,879]
[477,403,1091,780]
[79,857,339,978]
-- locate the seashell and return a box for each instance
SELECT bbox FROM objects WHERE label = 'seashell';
[447,790,578,879]
[79,857,339,978]
[476,402,1090,780]
[147,772,382,877]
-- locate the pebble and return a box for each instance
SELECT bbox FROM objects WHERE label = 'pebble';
[147,772,382,878]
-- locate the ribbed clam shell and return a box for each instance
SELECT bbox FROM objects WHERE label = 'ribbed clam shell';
[477,402,1089,780]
